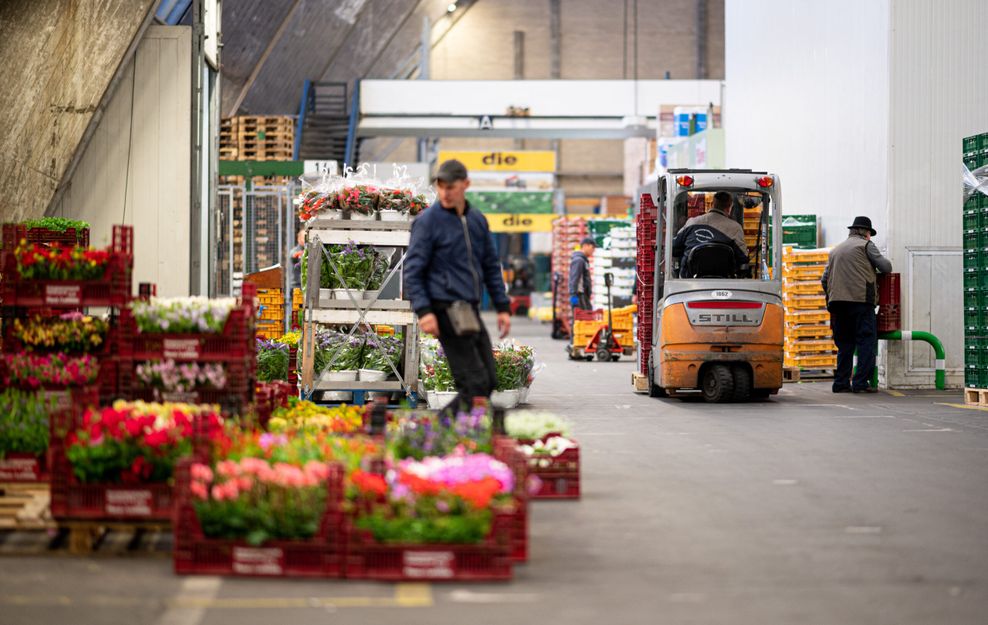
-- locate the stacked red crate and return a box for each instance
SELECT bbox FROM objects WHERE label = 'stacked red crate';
[551,217,589,334]
[636,194,659,375]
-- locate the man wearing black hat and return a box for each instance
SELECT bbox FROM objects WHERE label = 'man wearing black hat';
[822,216,892,393]
[404,159,512,413]
[568,236,596,312]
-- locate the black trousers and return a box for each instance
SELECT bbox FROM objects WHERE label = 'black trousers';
[435,306,497,415]
[829,301,877,391]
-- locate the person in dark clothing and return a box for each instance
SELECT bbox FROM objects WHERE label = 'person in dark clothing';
[404,159,512,413]
[568,237,596,310]
[822,216,893,394]
[672,191,748,278]
[290,229,305,288]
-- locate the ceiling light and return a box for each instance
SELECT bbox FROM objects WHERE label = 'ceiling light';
[447,3,457,12]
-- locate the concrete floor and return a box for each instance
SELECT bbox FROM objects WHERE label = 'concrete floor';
[2,316,987,625]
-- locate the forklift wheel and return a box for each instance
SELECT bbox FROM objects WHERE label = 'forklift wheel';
[731,366,752,402]
[596,347,611,361]
[647,364,668,398]
[701,364,735,403]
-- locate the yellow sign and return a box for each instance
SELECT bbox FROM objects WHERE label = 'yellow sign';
[486,213,557,233]
[437,150,556,173]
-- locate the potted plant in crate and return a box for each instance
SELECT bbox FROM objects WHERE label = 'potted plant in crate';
[12,312,108,354]
[135,360,228,403]
[0,389,58,481]
[491,348,527,409]
[359,333,403,382]
[421,347,457,410]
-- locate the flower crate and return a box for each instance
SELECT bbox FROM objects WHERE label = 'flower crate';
[0,225,133,308]
[119,284,257,362]
[514,434,581,500]
[2,222,90,248]
[47,397,217,521]
[172,461,346,578]
[492,436,530,562]
[0,452,49,483]
[342,514,514,581]
[253,380,295,428]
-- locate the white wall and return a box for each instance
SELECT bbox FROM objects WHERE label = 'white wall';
[884,0,988,387]
[52,26,192,296]
[724,0,890,247]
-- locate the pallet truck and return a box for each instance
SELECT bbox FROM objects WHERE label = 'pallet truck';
[567,273,634,361]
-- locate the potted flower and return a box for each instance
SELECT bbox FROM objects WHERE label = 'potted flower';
[420,347,457,409]
[3,352,100,390]
[491,348,527,409]
[12,313,108,354]
[0,389,58,481]
[407,193,429,218]
[338,185,379,221]
[497,341,537,404]
[14,241,112,281]
[256,338,290,382]
[314,331,363,387]
[297,189,341,221]
[388,406,492,461]
[503,410,572,441]
[377,188,414,221]
[135,359,228,403]
[130,296,237,334]
[359,333,403,382]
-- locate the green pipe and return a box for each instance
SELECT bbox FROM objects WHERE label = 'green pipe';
[878,330,947,390]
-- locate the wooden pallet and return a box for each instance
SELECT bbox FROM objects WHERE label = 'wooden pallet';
[0,483,53,530]
[58,520,171,555]
[783,367,835,383]
[964,388,988,406]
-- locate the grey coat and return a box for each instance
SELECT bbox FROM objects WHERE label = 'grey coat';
[822,234,892,305]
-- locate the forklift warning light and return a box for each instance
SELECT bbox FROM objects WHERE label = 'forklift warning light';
[676,175,694,187]
[756,176,774,188]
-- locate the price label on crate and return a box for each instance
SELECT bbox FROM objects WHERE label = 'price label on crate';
[232,547,284,576]
[41,390,72,412]
[402,551,455,579]
[163,338,200,360]
[0,456,40,481]
[45,284,82,306]
[105,489,153,516]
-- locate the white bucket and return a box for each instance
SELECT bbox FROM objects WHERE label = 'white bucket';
[349,211,377,221]
[491,389,521,410]
[428,391,458,410]
[518,386,530,405]
[359,369,388,382]
[322,370,358,382]
[379,210,407,222]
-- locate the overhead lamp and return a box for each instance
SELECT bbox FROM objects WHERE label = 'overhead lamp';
[447,2,457,12]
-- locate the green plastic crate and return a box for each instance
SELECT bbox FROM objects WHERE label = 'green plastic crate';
[964,229,980,249]
[965,267,979,288]
[965,249,979,268]
[964,209,979,229]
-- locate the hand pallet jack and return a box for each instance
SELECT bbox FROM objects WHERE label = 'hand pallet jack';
[567,273,634,361]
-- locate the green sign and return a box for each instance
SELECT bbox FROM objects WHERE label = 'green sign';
[466,191,554,214]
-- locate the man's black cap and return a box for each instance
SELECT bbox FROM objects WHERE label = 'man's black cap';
[581,236,597,247]
[433,159,469,183]
[847,216,877,236]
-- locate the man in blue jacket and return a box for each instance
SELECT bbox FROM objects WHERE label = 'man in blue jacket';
[404,159,511,412]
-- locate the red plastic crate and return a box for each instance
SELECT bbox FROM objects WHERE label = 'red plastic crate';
[173,460,345,577]
[515,435,581,500]
[878,305,901,333]
[120,283,256,362]
[2,223,90,248]
[0,452,49,483]
[343,515,514,581]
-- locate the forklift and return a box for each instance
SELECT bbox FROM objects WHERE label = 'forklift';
[640,169,784,402]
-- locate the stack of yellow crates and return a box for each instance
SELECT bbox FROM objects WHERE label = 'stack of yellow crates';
[256,289,286,339]
[743,205,763,265]
[782,246,837,370]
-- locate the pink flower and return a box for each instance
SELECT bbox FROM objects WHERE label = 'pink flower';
[211,484,226,501]
[303,460,330,482]
[190,463,213,483]
[216,460,239,479]
[236,476,254,492]
[190,481,208,500]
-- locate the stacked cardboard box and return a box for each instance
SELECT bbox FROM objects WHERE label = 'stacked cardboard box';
[782,246,836,370]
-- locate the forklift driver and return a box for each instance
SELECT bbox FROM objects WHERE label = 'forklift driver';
[672,191,749,279]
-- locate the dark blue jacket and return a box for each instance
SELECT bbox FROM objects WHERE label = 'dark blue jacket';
[404,201,510,317]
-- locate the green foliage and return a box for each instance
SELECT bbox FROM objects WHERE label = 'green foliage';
[23,217,90,233]
[194,487,326,546]
[355,508,492,544]
[256,341,290,382]
[0,389,55,456]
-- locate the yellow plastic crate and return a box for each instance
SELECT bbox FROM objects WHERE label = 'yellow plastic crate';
[785,339,836,353]
[783,264,827,280]
[785,310,830,325]
[608,305,637,333]
[784,280,825,295]
[785,354,837,368]
[786,324,832,339]
[783,294,827,310]
[782,247,830,264]
[292,288,304,305]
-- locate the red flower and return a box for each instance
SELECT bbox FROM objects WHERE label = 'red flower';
[351,470,387,496]
[143,429,170,449]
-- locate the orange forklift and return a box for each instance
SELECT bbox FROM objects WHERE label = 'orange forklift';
[640,169,784,402]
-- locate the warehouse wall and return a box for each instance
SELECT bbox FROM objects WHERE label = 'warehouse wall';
[0,0,155,221]
[883,0,988,388]
[51,26,193,297]
[724,0,891,246]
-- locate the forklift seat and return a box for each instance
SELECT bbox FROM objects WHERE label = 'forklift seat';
[681,242,738,279]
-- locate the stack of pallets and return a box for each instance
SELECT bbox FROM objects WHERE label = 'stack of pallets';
[551,217,589,333]
[220,115,296,161]
[782,246,836,377]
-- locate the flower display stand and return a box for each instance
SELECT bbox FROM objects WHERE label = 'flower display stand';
[299,219,420,407]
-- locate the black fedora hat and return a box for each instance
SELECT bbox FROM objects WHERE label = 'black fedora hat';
[847,216,877,236]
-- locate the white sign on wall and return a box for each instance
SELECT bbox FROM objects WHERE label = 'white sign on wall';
[303,160,339,177]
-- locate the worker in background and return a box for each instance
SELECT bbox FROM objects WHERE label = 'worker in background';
[569,237,596,311]
[290,228,305,288]
[822,216,893,394]
[672,191,748,277]
[404,159,512,415]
